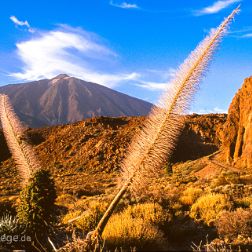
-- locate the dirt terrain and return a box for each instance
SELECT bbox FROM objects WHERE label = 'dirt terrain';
[0,113,226,199]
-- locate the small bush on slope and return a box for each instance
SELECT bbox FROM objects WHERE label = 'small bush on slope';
[102,203,170,250]
[190,193,231,225]
[63,201,108,234]
[0,214,25,236]
[216,208,252,239]
[180,187,203,206]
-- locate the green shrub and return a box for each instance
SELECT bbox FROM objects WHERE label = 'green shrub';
[190,193,231,225]
[17,169,57,232]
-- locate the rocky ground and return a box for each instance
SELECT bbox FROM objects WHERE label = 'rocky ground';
[0,114,227,199]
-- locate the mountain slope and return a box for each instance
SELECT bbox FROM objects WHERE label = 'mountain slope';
[0,74,152,127]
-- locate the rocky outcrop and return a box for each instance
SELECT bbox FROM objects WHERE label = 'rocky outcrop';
[222,77,252,168]
[171,113,226,162]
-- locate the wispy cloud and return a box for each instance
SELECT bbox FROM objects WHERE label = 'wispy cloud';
[9,24,176,92]
[240,33,252,38]
[109,1,139,9]
[195,0,241,16]
[191,107,227,114]
[10,16,34,33]
[136,81,169,91]
[10,25,139,87]
[227,27,252,38]
[135,68,176,91]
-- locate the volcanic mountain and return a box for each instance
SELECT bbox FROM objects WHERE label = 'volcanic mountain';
[0,74,152,127]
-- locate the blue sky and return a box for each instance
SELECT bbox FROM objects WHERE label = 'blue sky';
[0,0,252,113]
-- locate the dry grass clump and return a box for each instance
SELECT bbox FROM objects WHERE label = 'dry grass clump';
[235,196,252,208]
[190,193,232,225]
[211,172,241,187]
[102,203,169,249]
[180,187,203,205]
[74,201,108,233]
[62,210,82,225]
[216,208,252,240]
[56,193,78,209]
[62,200,108,234]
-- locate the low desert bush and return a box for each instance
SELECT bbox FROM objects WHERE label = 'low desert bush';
[0,214,25,236]
[235,196,252,208]
[180,187,203,206]
[63,201,108,234]
[190,193,231,225]
[102,203,169,250]
[191,239,235,252]
[216,208,252,239]
[211,172,241,187]
[56,193,77,208]
[164,185,181,206]
[75,201,108,233]
[0,214,27,249]
[0,197,17,215]
[62,210,82,224]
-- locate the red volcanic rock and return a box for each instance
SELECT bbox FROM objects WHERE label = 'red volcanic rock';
[222,76,252,168]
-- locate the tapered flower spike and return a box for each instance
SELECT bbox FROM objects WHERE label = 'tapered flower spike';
[0,94,41,184]
[90,6,240,239]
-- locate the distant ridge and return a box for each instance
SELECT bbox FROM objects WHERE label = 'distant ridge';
[0,75,153,127]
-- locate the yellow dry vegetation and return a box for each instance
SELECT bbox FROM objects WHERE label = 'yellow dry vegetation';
[190,193,231,225]
[179,187,203,205]
[62,200,108,233]
[235,196,252,208]
[102,203,169,248]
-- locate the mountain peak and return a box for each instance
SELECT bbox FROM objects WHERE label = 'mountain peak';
[0,76,152,127]
[50,74,71,85]
[53,74,70,79]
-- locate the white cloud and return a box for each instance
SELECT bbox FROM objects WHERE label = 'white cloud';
[10,26,139,87]
[240,33,252,38]
[134,68,176,91]
[109,1,139,9]
[191,107,227,114]
[136,81,169,91]
[10,25,176,91]
[10,16,34,33]
[195,0,241,16]
[10,16,30,27]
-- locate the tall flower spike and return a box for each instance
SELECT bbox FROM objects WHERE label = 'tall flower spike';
[0,94,41,184]
[121,6,240,194]
[92,6,240,238]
